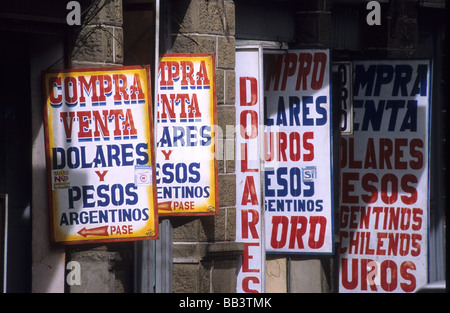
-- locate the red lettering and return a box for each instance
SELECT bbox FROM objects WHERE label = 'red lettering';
[113,74,128,102]
[364,138,377,169]
[64,76,78,105]
[380,260,397,291]
[49,76,62,106]
[340,258,359,290]
[361,259,378,291]
[349,138,362,168]
[361,173,378,203]
[400,174,418,205]
[98,74,113,102]
[303,131,314,161]
[243,243,260,273]
[241,143,258,172]
[196,60,210,86]
[400,261,416,292]
[122,108,137,136]
[308,216,327,249]
[59,112,76,140]
[180,60,194,87]
[288,216,307,249]
[379,138,393,169]
[241,209,259,239]
[270,215,327,250]
[77,111,92,139]
[240,77,258,106]
[278,132,287,161]
[264,131,314,162]
[394,138,408,169]
[380,174,398,204]
[342,172,359,203]
[310,52,327,90]
[265,52,328,91]
[270,216,289,249]
[409,139,423,169]
[242,276,259,293]
[281,53,297,91]
[240,110,258,139]
[412,208,423,231]
[241,176,259,205]
[295,53,312,91]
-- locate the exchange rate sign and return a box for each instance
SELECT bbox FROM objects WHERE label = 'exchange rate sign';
[156,54,218,216]
[264,49,334,254]
[339,60,431,293]
[43,66,158,244]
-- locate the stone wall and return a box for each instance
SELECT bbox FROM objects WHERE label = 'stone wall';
[71,0,124,68]
[66,0,133,293]
[168,0,242,293]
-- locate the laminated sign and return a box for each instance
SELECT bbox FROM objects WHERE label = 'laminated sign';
[43,66,158,244]
[339,60,431,292]
[264,49,334,254]
[156,54,218,216]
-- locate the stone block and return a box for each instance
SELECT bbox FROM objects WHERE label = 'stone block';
[199,0,228,35]
[217,36,235,69]
[172,216,201,241]
[225,207,236,241]
[216,69,225,104]
[211,258,238,292]
[224,0,236,36]
[294,12,331,46]
[173,263,199,293]
[197,35,217,54]
[217,105,235,139]
[212,209,226,241]
[218,173,236,207]
[198,215,216,241]
[110,27,124,64]
[72,25,123,65]
[91,0,123,26]
[199,260,212,292]
[171,33,201,54]
[224,70,235,105]
[72,25,108,63]
[68,247,132,293]
[171,0,199,34]
[224,139,235,173]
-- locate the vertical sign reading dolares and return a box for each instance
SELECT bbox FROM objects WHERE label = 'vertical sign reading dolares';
[264,49,334,254]
[236,47,264,293]
[156,54,218,216]
[339,60,431,292]
[43,66,158,244]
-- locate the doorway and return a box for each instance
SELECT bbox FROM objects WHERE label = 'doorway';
[0,30,32,292]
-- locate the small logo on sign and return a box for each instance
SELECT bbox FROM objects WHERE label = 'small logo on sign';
[52,169,70,190]
[302,166,317,182]
[135,165,152,186]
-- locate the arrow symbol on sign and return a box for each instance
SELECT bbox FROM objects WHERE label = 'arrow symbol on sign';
[158,201,172,211]
[77,225,109,237]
